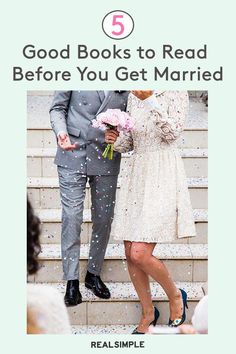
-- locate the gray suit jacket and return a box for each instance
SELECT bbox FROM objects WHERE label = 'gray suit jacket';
[49,91,129,175]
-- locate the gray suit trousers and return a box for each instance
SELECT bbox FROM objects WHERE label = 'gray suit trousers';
[58,166,118,280]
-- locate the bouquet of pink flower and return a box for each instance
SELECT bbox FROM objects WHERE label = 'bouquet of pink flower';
[92,109,134,160]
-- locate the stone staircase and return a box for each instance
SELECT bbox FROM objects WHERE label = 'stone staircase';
[27,91,208,334]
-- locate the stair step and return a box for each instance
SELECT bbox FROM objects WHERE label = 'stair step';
[39,243,208,260]
[28,153,207,178]
[35,209,208,245]
[27,129,208,149]
[72,324,172,334]
[28,177,208,210]
[27,176,208,189]
[27,148,208,179]
[35,243,207,283]
[27,147,208,158]
[36,243,207,282]
[35,208,208,223]
[43,281,205,302]
[38,222,207,245]
[72,324,135,334]
[31,281,205,324]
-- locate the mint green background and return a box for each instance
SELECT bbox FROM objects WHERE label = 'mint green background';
[0,0,235,352]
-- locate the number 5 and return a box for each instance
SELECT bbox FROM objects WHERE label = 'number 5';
[111,15,124,36]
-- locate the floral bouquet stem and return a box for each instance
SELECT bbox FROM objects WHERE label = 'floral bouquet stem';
[102,143,114,160]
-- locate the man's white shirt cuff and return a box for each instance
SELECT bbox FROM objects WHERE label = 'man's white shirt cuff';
[57,131,67,138]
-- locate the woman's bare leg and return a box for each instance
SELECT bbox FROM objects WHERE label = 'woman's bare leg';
[124,241,154,332]
[130,242,183,321]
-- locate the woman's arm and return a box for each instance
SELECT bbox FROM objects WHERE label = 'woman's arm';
[113,131,134,153]
[145,91,189,143]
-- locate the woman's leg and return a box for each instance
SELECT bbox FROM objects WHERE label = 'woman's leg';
[130,242,183,321]
[124,241,154,332]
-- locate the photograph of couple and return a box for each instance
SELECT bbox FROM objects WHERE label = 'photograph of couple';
[27,90,208,335]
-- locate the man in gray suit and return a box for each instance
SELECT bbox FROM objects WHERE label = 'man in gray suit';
[49,91,129,306]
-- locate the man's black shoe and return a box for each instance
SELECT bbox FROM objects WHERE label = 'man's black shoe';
[85,271,111,299]
[64,280,82,307]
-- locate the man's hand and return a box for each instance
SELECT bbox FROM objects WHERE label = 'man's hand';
[105,129,120,144]
[58,133,77,151]
[131,90,154,100]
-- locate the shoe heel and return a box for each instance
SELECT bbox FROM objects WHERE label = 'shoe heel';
[152,319,158,326]
[150,307,160,326]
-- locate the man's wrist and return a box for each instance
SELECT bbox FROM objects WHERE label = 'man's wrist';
[57,131,68,138]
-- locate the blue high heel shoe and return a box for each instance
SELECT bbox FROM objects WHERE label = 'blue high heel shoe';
[168,289,188,327]
[132,306,160,334]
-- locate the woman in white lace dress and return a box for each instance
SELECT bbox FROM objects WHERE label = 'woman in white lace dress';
[113,90,196,334]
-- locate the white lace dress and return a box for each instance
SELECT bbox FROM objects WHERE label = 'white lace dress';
[112,91,196,243]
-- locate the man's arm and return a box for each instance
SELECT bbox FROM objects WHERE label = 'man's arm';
[49,91,76,150]
[49,91,72,136]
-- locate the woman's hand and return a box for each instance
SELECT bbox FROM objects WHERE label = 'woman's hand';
[131,90,154,100]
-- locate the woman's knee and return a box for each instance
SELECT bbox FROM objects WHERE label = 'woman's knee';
[130,248,148,266]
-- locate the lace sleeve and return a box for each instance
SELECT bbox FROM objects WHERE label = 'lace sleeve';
[150,91,189,143]
[114,94,134,153]
[114,131,134,153]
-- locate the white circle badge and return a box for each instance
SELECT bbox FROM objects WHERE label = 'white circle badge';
[102,10,134,40]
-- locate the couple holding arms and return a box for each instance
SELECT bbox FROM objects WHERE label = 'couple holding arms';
[49,89,196,334]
